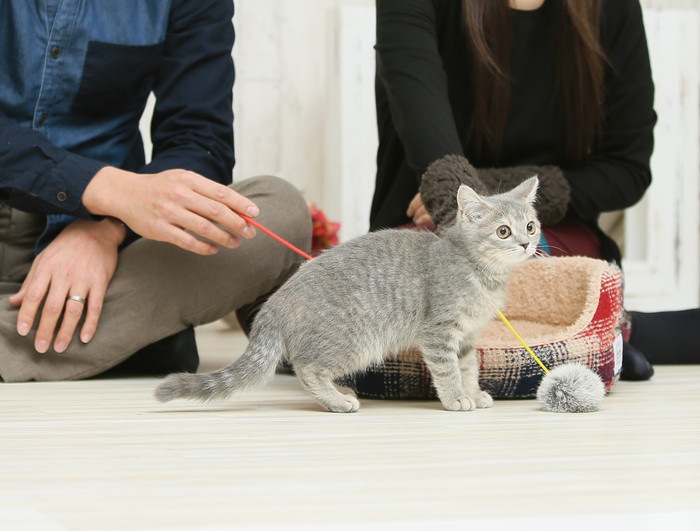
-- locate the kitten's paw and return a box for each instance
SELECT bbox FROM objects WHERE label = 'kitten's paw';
[442,395,476,411]
[324,394,361,413]
[474,391,493,409]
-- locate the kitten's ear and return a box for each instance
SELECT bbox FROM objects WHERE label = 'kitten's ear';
[509,176,539,204]
[457,184,490,222]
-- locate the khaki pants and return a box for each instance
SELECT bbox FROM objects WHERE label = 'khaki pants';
[0,176,311,382]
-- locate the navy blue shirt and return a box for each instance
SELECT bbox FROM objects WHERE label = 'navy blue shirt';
[0,0,235,250]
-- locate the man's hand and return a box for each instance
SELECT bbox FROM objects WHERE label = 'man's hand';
[83,167,260,255]
[8,218,124,353]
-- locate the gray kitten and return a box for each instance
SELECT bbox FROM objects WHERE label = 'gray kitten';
[155,177,540,412]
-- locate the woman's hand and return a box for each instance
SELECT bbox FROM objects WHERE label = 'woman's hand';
[83,167,260,255]
[8,218,124,353]
[407,193,434,228]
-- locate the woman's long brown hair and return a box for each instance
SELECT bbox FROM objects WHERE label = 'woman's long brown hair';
[462,0,606,164]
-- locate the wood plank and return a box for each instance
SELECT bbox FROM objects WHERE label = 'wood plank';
[1,322,698,530]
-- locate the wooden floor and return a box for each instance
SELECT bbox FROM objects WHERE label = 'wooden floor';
[1,320,699,531]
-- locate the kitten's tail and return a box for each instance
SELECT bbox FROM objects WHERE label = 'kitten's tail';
[154,322,284,404]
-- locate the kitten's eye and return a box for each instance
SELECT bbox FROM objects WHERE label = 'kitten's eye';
[497,225,511,239]
[527,221,536,235]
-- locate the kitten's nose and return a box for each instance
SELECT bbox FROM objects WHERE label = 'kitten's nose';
[520,243,529,251]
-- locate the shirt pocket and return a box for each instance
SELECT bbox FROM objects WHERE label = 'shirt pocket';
[71,40,163,117]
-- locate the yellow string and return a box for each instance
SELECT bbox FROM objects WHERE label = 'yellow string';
[496,310,549,374]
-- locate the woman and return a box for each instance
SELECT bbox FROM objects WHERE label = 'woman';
[371,0,698,379]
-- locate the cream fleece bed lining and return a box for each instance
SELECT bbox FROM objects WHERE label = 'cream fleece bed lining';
[480,256,612,347]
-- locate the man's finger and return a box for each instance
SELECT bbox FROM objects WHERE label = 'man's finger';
[15,274,50,338]
[80,286,107,344]
[188,173,259,217]
[53,291,88,353]
[162,224,222,256]
[34,285,69,353]
[180,196,252,244]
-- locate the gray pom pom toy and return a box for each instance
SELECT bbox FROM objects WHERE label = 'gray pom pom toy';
[496,309,605,413]
[536,363,605,413]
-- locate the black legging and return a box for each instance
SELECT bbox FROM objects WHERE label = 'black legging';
[629,309,700,365]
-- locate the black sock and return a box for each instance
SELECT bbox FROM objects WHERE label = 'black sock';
[620,341,654,381]
[103,326,199,377]
[628,309,700,364]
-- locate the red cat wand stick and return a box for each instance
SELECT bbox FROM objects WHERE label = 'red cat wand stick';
[240,213,605,413]
[240,214,313,261]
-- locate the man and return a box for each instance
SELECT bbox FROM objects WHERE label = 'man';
[0,0,311,381]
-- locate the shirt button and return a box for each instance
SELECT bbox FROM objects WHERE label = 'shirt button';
[51,47,62,59]
[57,191,67,202]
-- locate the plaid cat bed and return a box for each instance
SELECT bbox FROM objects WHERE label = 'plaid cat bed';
[341,256,624,400]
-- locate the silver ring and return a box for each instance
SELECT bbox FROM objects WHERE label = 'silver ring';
[66,295,87,304]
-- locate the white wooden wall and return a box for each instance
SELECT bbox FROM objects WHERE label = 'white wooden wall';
[623,9,700,311]
[231,1,377,240]
[144,0,700,312]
